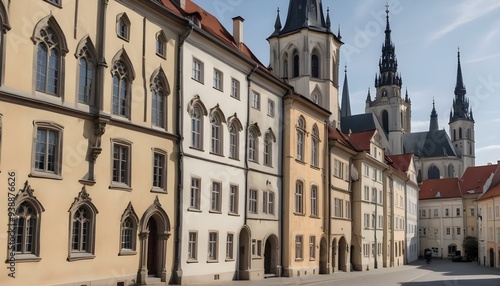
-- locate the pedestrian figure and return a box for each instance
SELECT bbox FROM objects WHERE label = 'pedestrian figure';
[424,249,432,265]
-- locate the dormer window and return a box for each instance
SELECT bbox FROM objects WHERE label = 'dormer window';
[116,13,130,41]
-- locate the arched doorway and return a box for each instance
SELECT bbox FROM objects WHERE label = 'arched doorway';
[448,244,457,257]
[138,198,170,284]
[264,234,278,276]
[338,237,347,272]
[238,227,250,280]
[490,248,495,267]
[350,245,355,271]
[331,238,337,272]
[319,237,328,274]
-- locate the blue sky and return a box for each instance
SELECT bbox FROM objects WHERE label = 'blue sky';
[198,0,500,166]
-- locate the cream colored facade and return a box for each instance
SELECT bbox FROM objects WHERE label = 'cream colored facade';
[282,93,330,277]
[405,159,419,263]
[478,197,500,267]
[329,131,356,273]
[0,0,184,285]
[389,173,407,267]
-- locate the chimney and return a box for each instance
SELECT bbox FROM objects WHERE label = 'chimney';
[232,16,244,47]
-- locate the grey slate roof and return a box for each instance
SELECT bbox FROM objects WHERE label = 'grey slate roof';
[402,130,457,158]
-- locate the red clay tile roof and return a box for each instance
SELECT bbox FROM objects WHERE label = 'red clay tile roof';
[419,178,461,200]
[328,125,358,151]
[387,154,413,175]
[345,130,375,151]
[161,0,267,69]
[460,164,498,195]
[478,183,500,201]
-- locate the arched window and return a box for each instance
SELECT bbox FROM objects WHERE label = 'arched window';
[453,129,456,141]
[311,124,319,167]
[227,115,242,160]
[297,116,306,161]
[248,129,257,162]
[292,50,299,78]
[11,182,44,261]
[264,130,276,167]
[111,49,135,118]
[211,114,222,155]
[119,202,139,254]
[156,30,167,58]
[447,164,455,178]
[116,13,131,41]
[295,180,304,214]
[417,170,422,183]
[33,16,68,96]
[283,52,289,78]
[68,187,98,260]
[428,165,440,180]
[310,185,318,216]
[311,50,319,78]
[75,36,97,105]
[191,106,202,149]
[459,127,463,139]
[151,68,170,129]
[382,110,389,134]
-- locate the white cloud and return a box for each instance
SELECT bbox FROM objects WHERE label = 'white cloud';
[429,0,500,42]
[465,53,500,64]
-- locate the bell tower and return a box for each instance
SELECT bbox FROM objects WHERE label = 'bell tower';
[449,49,475,170]
[365,5,410,154]
[267,0,343,125]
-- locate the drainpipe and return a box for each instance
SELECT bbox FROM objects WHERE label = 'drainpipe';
[96,0,108,113]
[327,128,334,274]
[173,21,193,285]
[277,88,288,278]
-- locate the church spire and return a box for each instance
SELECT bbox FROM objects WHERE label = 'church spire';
[270,8,282,37]
[450,48,473,123]
[279,0,328,35]
[341,66,351,118]
[375,4,402,88]
[429,99,439,131]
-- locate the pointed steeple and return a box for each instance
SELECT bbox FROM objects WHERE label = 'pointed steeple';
[341,66,351,118]
[326,7,331,31]
[450,48,473,123]
[375,4,402,89]
[280,0,328,35]
[337,25,342,40]
[429,99,439,131]
[366,88,371,103]
[270,8,282,37]
[405,88,410,103]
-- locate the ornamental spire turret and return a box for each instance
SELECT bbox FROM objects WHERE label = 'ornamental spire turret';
[429,99,439,132]
[280,0,328,35]
[341,66,351,118]
[450,48,473,123]
[270,8,282,37]
[375,4,402,88]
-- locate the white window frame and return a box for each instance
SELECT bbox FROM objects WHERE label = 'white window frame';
[210,181,222,213]
[213,69,223,91]
[192,58,203,83]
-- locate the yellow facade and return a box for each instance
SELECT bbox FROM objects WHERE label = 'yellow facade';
[0,0,184,285]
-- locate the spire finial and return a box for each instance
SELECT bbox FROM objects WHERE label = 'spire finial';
[326,7,331,30]
[344,65,347,74]
[338,25,342,40]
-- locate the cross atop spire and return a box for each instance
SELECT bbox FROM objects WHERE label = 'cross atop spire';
[429,98,439,131]
[450,48,473,123]
[375,4,402,88]
[341,65,351,118]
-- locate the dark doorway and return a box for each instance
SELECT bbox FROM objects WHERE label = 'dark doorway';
[490,248,495,267]
[338,237,347,271]
[238,227,250,280]
[264,235,278,276]
[319,237,328,274]
[147,217,158,276]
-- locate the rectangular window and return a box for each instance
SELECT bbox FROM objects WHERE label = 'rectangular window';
[364,164,370,177]
[471,207,475,216]
[112,142,130,186]
[268,192,275,215]
[364,213,370,228]
[421,209,426,218]
[334,198,343,217]
[231,78,240,99]
[267,99,275,117]
[152,152,166,190]
[363,244,369,257]
[34,127,61,175]
[364,186,370,201]
[434,208,439,217]
[295,235,303,260]
[378,190,383,204]
[456,207,461,217]
[295,182,303,214]
[192,59,203,82]
[311,186,318,216]
[249,189,258,214]
[251,91,260,110]
[446,227,451,235]
[208,232,218,261]
[445,208,449,217]
[371,188,377,202]
[213,69,223,91]
[345,201,351,219]
[229,185,238,214]
[251,239,256,256]
[226,233,234,260]
[190,178,201,210]
[457,227,461,236]
[334,160,343,178]
[188,232,197,261]
[210,181,221,212]
[309,236,316,260]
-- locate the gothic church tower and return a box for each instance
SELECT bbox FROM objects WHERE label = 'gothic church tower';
[267,0,343,124]
[449,50,475,169]
[365,5,411,154]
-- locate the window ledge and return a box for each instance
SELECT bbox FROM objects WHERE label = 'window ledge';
[294,213,305,216]
[212,87,223,92]
[186,259,198,263]
[228,212,240,217]
[310,165,320,170]
[191,78,204,84]
[151,125,167,132]
[67,253,95,262]
[209,152,224,157]
[189,146,205,152]
[29,171,62,180]
[309,215,321,219]
[309,258,316,261]
[6,254,41,263]
[228,157,240,161]
[206,259,218,263]
[295,258,304,262]
[109,183,132,191]
[156,52,166,59]
[119,250,137,256]
[117,34,130,42]
[209,210,222,214]
[151,187,167,194]
[295,159,306,165]
[252,256,262,260]
[187,208,202,213]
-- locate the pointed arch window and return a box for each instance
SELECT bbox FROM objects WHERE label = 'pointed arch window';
[459,127,463,139]
[264,131,275,167]
[76,37,97,105]
[381,110,389,134]
[248,129,257,162]
[156,30,167,58]
[311,124,319,167]
[68,188,98,261]
[151,68,170,129]
[293,51,300,78]
[119,203,139,255]
[191,106,203,149]
[11,182,44,262]
[33,16,68,96]
[111,59,132,118]
[311,50,319,78]
[211,114,222,155]
[228,115,242,160]
[428,165,440,180]
[116,13,130,41]
[283,52,289,78]
[296,116,306,161]
[295,180,304,214]
[447,164,455,178]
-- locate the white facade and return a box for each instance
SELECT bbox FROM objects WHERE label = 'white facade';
[419,198,464,258]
